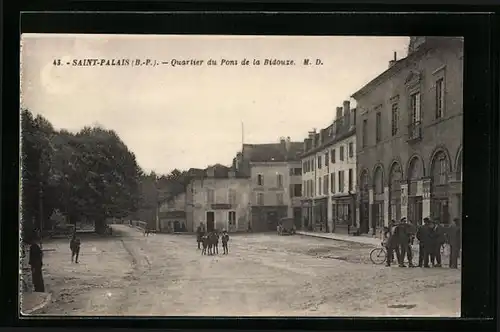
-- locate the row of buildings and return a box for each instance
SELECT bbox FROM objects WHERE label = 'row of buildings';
[157,36,463,235]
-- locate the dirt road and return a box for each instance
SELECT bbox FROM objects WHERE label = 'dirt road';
[34,225,460,316]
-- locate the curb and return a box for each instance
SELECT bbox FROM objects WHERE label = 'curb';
[296,232,379,246]
[21,293,52,315]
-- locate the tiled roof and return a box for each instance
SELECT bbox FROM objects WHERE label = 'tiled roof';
[243,142,303,162]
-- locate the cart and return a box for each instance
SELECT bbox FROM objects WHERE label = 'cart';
[277,217,296,235]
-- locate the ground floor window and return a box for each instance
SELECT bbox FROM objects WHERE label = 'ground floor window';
[408,196,423,226]
[334,203,351,225]
[389,200,401,222]
[228,211,236,227]
[372,201,384,229]
[431,198,450,224]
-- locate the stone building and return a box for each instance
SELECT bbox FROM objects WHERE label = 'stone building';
[352,37,463,234]
[301,101,357,233]
[234,138,303,232]
[189,164,251,232]
[157,192,187,232]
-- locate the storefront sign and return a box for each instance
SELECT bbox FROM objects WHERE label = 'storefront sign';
[211,204,232,210]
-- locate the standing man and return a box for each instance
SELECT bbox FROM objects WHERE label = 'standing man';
[431,219,446,267]
[399,218,416,267]
[196,224,204,250]
[70,233,81,263]
[448,218,461,268]
[416,218,434,268]
[29,237,45,292]
[385,220,401,267]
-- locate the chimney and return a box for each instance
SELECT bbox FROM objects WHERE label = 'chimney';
[389,51,397,68]
[336,107,343,120]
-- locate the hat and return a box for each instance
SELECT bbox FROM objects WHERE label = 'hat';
[423,217,430,223]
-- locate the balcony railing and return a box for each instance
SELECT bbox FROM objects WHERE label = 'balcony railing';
[407,121,422,141]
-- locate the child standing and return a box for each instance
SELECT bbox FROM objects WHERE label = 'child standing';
[221,230,230,255]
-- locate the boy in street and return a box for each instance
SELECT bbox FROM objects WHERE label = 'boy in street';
[431,219,446,267]
[448,218,461,268]
[384,220,401,267]
[221,229,230,255]
[70,233,81,263]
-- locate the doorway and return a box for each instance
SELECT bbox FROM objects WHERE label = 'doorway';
[206,211,215,232]
[267,211,278,231]
[293,207,302,229]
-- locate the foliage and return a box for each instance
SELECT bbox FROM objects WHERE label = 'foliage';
[21,109,142,235]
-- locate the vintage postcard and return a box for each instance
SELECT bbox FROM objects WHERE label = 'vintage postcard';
[20,34,463,317]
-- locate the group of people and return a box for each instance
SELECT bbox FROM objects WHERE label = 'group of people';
[383,217,461,269]
[196,225,230,255]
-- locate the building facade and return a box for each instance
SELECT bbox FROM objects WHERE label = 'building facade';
[352,37,463,234]
[235,138,303,232]
[189,175,252,233]
[288,161,303,229]
[157,192,187,232]
[301,101,357,233]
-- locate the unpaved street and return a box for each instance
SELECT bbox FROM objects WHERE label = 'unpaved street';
[34,225,460,316]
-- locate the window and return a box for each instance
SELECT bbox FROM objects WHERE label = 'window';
[207,189,215,204]
[302,162,306,174]
[290,168,294,176]
[410,91,421,123]
[257,193,264,205]
[318,177,322,196]
[257,174,264,186]
[294,184,302,197]
[340,146,345,161]
[228,188,236,205]
[391,103,399,136]
[228,211,236,226]
[312,158,315,171]
[317,156,322,169]
[303,181,306,196]
[294,168,302,176]
[276,173,283,188]
[338,170,345,193]
[348,142,354,158]
[325,152,329,166]
[331,149,336,163]
[313,180,316,196]
[376,111,382,142]
[362,119,368,147]
[330,173,336,193]
[436,78,444,119]
[276,193,284,205]
[323,174,329,194]
[348,168,353,192]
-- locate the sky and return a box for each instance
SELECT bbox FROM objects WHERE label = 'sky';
[21,34,409,175]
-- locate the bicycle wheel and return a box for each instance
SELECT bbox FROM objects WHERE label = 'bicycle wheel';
[370,247,387,265]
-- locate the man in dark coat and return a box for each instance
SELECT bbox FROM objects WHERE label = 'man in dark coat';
[448,218,461,268]
[416,217,434,268]
[29,237,45,292]
[70,233,81,263]
[398,218,416,267]
[385,220,401,267]
[431,220,446,267]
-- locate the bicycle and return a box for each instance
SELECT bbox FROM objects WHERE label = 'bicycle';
[370,242,388,265]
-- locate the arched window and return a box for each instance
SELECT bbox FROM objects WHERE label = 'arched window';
[408,157,423,181]
[360,171,369,199]
[431,151,449,186]
[389,163,402,194]
[456,150,462,181]
[373,167,384,194]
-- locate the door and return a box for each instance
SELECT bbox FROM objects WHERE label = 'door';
[293,207,302,229]
[206,211,215,232]
[408,196,423,226]
[267,211,278,231]
[360,201,369,233]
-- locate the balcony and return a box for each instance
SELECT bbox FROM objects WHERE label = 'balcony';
[407,121,422,142]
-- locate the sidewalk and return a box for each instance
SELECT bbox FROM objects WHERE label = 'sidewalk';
[296,231,381,246]
[20,292,52,315]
